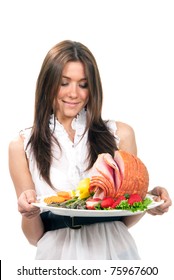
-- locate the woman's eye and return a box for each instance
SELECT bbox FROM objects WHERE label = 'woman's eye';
[79,82,88,88]
[61,82,68,86]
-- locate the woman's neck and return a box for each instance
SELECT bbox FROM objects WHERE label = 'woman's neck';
[56,116,75,142]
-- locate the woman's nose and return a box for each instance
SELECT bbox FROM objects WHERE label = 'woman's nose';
[68,84,78,98]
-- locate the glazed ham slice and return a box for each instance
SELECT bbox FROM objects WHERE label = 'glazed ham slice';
[89,153,122,199]
[114,150,149,198]
[89,150,149,199]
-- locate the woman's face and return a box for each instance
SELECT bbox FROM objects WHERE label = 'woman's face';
[55,61,89,123]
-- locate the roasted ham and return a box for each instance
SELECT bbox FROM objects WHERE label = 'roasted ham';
[89,150,149,199]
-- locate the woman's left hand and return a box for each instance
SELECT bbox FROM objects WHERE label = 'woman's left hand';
[147,186,172,215]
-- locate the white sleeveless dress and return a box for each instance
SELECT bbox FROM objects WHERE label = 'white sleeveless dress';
[23,109,140,260]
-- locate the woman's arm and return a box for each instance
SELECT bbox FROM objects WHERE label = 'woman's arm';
[116,121,172,228]
[8,136,44,245]
[123,186,172,228]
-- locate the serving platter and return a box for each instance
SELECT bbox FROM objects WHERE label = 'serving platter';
[32,194,164,217]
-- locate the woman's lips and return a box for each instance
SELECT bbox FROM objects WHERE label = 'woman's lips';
[63,101,80,107]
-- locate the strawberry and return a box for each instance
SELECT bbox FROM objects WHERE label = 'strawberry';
[111,195,126,208]
[100,197,115,209]
[86,198,101,210]
[128,194,142,205]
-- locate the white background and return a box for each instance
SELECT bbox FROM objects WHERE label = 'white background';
[0,0,174,269]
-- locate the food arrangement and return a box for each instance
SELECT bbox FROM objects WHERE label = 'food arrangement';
[43,150,152,213]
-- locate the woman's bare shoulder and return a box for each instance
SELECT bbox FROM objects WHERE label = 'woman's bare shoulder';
[116,121,135,138]
[8,135,25,155]
[115,121,137,155]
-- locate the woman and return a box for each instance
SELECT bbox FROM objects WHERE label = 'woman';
[9,40,172,259]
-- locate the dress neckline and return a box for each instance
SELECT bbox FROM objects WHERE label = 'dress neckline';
[49,108,87,139]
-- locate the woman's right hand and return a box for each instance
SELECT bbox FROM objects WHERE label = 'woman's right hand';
[18,189,40,219]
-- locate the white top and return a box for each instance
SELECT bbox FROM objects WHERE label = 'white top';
[23,109,140,260]
[24,109,120,196]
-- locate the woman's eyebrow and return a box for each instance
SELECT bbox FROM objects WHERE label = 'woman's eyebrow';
[62,75,87,81]
[61,75,70,79]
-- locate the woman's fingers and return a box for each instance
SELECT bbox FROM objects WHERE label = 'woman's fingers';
[18,189,40,218]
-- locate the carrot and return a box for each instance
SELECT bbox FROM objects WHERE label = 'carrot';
[44,191,72,204]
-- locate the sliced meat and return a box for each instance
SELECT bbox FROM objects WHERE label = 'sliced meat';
[89,150,149,200]
[114,150,149,199]
[89,153,117,198]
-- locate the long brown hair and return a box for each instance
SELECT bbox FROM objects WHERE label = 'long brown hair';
[27,40,118,188]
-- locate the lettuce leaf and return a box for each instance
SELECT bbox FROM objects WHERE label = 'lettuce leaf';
[115,197,152,212]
